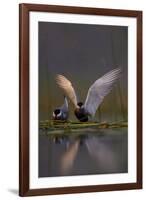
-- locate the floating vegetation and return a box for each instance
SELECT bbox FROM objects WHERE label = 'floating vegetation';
[39,120,128,136]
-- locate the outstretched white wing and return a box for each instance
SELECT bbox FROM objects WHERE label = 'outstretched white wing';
[84,68,121,117]
[56,75,78,108]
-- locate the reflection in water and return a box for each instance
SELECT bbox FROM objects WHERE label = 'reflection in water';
[60,140,80,175]
[39,128,128,177]
[85,136,118,172]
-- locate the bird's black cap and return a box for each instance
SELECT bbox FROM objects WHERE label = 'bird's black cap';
[77,102,83,107]
[54,109,60,115]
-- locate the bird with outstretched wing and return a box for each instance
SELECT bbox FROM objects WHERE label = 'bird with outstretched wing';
[56,68,121,122]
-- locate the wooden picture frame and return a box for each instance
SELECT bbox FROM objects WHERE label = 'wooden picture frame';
[19,3,142,197]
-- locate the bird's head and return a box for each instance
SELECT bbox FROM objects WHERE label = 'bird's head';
[53,109,62,119]
[77,102,84,109]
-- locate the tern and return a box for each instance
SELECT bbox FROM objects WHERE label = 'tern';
[52,97,69,121]
[56,68,121,122]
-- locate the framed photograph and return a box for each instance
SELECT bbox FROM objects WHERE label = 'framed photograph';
[19,3,142,196]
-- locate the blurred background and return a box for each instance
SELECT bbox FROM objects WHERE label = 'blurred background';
[39,22,128,122]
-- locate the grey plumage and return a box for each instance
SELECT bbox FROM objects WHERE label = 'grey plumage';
[56,68,121,121]
[61,96,68,113]
[84,68,121,117]
[52,96,69,121]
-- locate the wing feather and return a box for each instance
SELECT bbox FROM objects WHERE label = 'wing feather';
[56,75,78,108]
[84,68,121,117]
[61,97,68,112]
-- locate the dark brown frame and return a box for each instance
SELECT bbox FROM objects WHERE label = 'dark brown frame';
[19,3,143,197]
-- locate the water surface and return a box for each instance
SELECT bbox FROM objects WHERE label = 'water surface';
[39,128,127,177]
